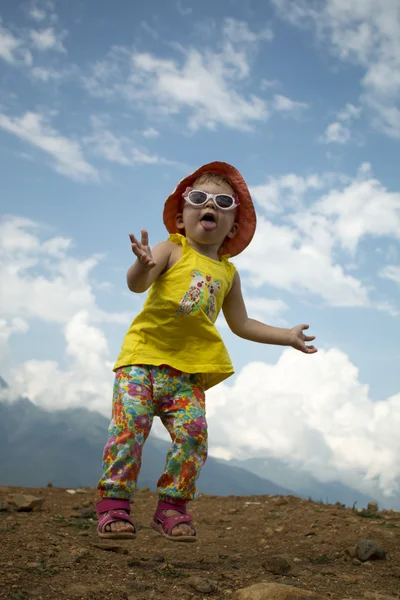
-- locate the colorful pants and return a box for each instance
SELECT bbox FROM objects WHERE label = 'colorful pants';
[97,365,207,502]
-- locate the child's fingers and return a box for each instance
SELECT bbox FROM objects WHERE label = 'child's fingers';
[141,229,149,247]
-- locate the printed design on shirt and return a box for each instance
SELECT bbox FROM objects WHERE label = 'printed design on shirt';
[176,270,209,316]
[177,270,223,320]
[204,279,221,322]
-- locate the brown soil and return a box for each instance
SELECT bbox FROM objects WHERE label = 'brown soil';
[0,487,399,600]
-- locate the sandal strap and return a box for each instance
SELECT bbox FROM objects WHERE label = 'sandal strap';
[96,498,130,515]
[157,513,194,536]
[98,508,135,534]
[157,499,187,514]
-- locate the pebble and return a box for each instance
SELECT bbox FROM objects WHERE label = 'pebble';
[263,554,292,575]
[187,576,217,593]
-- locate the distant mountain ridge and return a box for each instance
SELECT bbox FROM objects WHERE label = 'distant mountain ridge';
[0,396,291,497]
[0,384,389,508]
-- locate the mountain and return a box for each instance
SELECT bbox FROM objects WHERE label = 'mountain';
[231,456,398,511]
[0,396,291,497]
[0,389,392,508]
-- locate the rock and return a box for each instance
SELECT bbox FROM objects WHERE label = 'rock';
[233,582,324,599]
[8,494,45,512]
[353,558,362,566]
[355,540,386,562]
[263,554,292,575]
[187,576,216,593]
[391,567,400,578]
[90,542,129,554]
[0,501,10,511]
[367,502,379,513]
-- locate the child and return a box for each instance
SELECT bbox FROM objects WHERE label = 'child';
[96,161,317,542]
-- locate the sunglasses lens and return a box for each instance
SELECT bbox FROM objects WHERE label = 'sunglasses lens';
[215,194,234,208]
[188,190,207,205]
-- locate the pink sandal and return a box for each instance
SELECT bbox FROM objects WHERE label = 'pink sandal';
[96,498,136,539]
[151,499,197,543]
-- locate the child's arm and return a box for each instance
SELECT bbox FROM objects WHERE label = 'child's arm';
[127,230,172,293]
[222,272,317,354]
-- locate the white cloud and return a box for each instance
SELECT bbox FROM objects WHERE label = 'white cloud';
[271,0,400,138]
[0,111,99,182]
[30,66,62,81]
[236,216,369,307]
[0,24,23,64]
[30,27,66,53]
[338,103,362,122]
[223,18,273,43]
[380,266,400,286]
[84,19,271,131]
[242,166,400,307]
[0,216,137,414]
[323,121,351,144]
[0,317,29,363]
[206,348,400,499]
[142,127,160,138]
[140,21,159,40]
[260,78,279,90]
[0,215,128,326]
[9,311,114,414]
[273,94,308,112]
[85,116,183,167]
[322,103,361,144]
[30,7,47,22]
[314,176,400,252]
[176,1,192,16]
[250,172,337,213]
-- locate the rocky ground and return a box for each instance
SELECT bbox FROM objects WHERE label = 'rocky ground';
[0,486,399,600]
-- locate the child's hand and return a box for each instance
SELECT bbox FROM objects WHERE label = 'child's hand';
[129,230,156,269]
[289,324,317,354]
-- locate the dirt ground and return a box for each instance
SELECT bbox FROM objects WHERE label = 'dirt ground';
[0,486,399,600]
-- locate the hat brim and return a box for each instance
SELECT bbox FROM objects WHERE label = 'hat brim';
[163,161,256,258]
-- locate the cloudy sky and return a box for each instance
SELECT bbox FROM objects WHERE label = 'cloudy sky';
[1,0,399,504]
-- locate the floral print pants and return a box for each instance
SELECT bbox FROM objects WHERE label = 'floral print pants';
[97,365,207,502]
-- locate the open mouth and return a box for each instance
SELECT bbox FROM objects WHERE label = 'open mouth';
[200,212,217,231]
[201,212,216,223]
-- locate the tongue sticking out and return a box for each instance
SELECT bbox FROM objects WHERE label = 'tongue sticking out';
[201,220,217,231]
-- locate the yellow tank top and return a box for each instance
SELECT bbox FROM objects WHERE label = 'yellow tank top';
[114,234,236,390]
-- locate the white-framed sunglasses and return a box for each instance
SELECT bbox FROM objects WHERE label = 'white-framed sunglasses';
[182,187,240,211]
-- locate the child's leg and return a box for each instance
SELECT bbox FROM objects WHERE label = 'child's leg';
[152,369,207,540]
[97,365,154,537]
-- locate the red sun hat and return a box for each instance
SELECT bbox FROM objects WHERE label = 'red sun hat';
[163,161,257,257]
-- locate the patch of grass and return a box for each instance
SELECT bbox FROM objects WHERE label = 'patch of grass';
[0,522,18,533]
[53,514,92,530]
[352,502,382,519]
[10,592,29,600]
[20,560,58,577]
[310,553,332,565]
[380,521,400,529]
[156,564,188,578]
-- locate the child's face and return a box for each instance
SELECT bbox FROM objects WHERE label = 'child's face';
[176,179,239,251]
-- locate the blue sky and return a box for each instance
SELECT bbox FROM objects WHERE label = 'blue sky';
[1,0,400,504]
